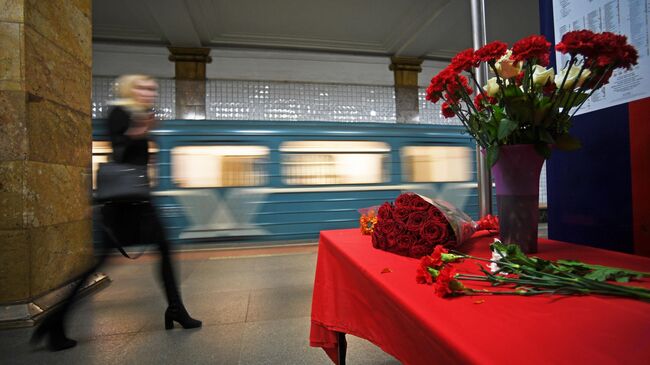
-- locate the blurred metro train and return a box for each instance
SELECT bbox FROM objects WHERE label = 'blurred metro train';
[92,119,482,245]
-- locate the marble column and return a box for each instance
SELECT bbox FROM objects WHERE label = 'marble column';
[389,57,423,123]
[0,0,100,327]
[168,47,212,119]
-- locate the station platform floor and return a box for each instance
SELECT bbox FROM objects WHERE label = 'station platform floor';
[0,243,400,365]
[1,224,549,365]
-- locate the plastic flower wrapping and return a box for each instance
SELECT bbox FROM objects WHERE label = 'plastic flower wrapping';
[361,193,498,258]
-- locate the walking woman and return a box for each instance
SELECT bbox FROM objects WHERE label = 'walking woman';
[31,75,201,351]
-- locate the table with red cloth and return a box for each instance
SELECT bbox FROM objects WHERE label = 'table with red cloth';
[309,229,650,365]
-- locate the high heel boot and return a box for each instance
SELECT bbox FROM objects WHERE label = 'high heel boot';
[164,303,202,329]
[30,314,77,351]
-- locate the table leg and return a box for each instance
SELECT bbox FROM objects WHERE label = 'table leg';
[337,331,347,365]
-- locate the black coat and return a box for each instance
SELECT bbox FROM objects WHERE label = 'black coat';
[101,106,163,247]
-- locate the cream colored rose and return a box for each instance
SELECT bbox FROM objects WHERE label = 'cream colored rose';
[532,65,555,85]
[554,65,591,90]
[495,50,522,79]
[483,77,500,97]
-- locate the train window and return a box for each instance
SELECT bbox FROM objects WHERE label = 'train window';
[171,146,269,188]
[91,141,158,189]
[401,146,472,182]
[280,141,390,185]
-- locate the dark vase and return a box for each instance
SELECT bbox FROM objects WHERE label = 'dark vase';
[491,144,544,254]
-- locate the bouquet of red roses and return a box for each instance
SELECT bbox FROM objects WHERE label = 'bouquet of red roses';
[370,193,497,258]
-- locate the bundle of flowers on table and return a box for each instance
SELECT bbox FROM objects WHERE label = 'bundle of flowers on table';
[416,242,650,301]
[362,192,498,258]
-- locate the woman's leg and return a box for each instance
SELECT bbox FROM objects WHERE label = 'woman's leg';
[31,250,110,351]
[144,204,201,329]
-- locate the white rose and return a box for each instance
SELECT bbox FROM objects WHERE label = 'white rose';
[483,77,500,97]
[532,65,555,86]
[554,65,592,90]
[495,50,523,79]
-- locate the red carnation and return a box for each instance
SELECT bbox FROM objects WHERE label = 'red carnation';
[451,48,479,72]
[511,35,551,66]
[421,251,444,269]
[441,102,456,118]
[426,67,458,103]
[474,41,508,63]
[591,32,638,70]
[416,266,433,284]
[434,266,458,298]
[556,30,597,57]
[474,93,497,111]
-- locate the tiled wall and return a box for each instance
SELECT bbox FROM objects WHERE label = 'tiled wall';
[206,80,396,122]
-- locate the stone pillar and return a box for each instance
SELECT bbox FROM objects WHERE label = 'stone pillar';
[168,47,212,120]
[389,57,423,123]
[0,0,102,327]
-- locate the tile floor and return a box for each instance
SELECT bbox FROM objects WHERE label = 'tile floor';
[0,246,400,365]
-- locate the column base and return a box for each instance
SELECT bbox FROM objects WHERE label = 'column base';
[0,273,110,329]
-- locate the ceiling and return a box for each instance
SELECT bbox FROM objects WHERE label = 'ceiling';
[92,0,541,60]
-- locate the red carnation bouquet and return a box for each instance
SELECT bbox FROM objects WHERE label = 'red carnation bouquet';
[369,193,498,258]
[425,31,638,166]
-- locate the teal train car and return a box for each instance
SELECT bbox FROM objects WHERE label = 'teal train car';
[92,120,480,245]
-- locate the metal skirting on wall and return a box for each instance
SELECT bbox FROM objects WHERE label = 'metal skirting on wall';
[0,273,111,330]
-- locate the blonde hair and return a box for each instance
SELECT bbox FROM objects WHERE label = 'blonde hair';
[111,74,156,110]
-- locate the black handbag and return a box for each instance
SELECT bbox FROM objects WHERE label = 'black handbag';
[95,162,150,202]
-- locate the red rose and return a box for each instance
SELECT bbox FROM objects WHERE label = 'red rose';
[393,207,411,225]
[420,220,451,245]
[511,35,551,66]
[394,193,414,209]
[411,196,430,211]
[427,206,447,224]
[385,231,398,249]
[377,202,393,220]
[372,229,386,249]
[406,211,428,232]
[474,41,508,63]
[409,243,431,259]
[395,233,416,254]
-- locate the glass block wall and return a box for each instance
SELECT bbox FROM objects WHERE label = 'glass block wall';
[92,76,176,120]
[206,80,396,122]
[418,88,462,126]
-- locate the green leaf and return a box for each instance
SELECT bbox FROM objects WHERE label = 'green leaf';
[555,134,582,151]
[555,91,590,108]
[538,129,555,144]
[486,145,499,167]
[497,118,518,140]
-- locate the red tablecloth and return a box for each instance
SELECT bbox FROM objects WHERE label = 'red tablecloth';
[310,229,650,365]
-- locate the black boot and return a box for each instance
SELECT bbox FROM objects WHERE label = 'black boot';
[30,314,77,351]
[164,303,202,330]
